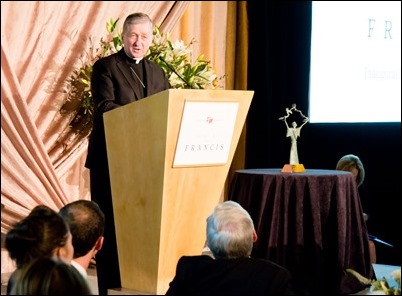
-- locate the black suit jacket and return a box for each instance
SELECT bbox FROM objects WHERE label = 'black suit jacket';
[165,255,295,295]
[85,49,171,169]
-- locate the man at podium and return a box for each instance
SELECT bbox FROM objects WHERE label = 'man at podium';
[84,12,170,295]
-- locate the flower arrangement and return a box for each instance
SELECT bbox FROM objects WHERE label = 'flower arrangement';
[60,18,223,137]
[346,268,401,295]
[370,269,401,295]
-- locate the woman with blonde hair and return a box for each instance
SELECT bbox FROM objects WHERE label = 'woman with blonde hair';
[336,154,376,263]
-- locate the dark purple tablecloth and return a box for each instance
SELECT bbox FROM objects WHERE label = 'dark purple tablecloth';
[228,169,374,295]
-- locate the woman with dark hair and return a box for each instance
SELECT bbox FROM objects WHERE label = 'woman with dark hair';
[5,205,74,294]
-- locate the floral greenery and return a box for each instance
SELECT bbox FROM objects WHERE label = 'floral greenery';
[60,18,223,138]
[346,268,401,295]
[370,269,401,295]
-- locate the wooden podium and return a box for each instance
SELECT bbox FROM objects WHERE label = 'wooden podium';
[103,89,254,294]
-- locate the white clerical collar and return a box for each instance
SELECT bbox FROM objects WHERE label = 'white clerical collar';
[124,51,143,64]
[133,58,143,64]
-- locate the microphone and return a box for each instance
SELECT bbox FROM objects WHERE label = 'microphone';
[159,56,200,89]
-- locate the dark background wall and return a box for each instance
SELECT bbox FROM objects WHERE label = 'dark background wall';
[245,1,400,266]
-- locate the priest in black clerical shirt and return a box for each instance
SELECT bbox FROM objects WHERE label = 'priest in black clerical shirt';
[85,12,170,295]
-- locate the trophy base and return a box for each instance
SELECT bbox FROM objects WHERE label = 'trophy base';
[281,164,306,173]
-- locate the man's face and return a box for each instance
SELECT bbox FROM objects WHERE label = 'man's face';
[123,21,153,59]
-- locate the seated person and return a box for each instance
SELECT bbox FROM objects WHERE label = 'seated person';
[336,154,376,263]
[165,200,295,295]
[336,154,365,186]
[336,154,367,216]
[9,257,92,295]
[5,205,74,294]
[59,200,105,279]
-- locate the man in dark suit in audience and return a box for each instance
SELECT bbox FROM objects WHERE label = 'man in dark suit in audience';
[165,200,295,295]
[59,200,105,277]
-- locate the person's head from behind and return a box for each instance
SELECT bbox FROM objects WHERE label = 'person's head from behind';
[10,257,92,295]
[59,200,105,260]
[206,201,257,259]
[123,12,154,59]
[336,154,365,187]
[5,205,73,269]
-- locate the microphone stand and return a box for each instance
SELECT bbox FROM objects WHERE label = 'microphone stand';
[159,56,202,89]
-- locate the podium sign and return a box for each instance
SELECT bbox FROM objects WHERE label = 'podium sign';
[173,101,239,167]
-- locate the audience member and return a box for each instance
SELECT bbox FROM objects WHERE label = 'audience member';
[336,154,376,263]
[336,153,369,219]
[5,205,74,294]
[165,200,295,295]
[336,154,365,186]
[59,200,105,279]
[9,257,92,295]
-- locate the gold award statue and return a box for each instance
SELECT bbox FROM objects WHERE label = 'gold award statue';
[279,104,309,173]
